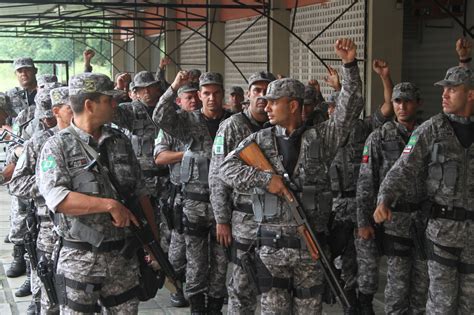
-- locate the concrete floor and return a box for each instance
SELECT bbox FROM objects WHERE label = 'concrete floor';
[0,185,385,314]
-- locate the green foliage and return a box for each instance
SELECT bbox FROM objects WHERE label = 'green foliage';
[0,36,112,91]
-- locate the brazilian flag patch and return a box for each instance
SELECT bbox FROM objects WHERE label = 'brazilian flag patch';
[213,136,224,155]
[362,145,369,163]
[403,135,417,154]
[41,156,57,172]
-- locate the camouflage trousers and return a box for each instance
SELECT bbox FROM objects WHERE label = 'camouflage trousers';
[426,239,474,315]
[35,219,60,314]
[227,236,258,315]
[56,246,140,314]
[257,245,325,314]
[9,196,29,244]
[355,236,380,295]
[168,229,186,278]
[340,229,358,291]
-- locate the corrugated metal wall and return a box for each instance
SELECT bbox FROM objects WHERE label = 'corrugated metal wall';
[402,0,473,119]
[290,0,366,99]
[224,16,268,96]
[179,28,207,73]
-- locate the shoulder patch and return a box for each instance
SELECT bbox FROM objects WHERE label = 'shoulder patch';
[403,135,417,154]
[41,156,57,172]
[213,135,225,155]
[362,145,369,163]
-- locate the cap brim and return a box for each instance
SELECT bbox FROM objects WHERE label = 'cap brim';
[133,80,159,88]
[434,79,463,87]
[14,65,35,71]
[178,88,198,94]
[102,89,126,97]
[200,81,223,87]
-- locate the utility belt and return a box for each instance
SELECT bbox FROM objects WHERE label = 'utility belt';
[37,215,51,224]
[256,228,326,250]
[392,202,420,213]
[430,203,474,221]
[331,190,356,198]
[229,240,255,267]
[233,202,253,214]
[183,215,210,238]
[142,168,170,178]
[183,188,210,203]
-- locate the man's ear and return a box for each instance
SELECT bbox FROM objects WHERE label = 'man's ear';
[84,98,95,114]
[289,99,300,114]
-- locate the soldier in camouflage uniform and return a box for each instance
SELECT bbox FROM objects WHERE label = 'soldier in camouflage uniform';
[153,71,231,314]
[154,82,200,307]
[357,82,428,314]
[5,58,39,280]
[219,38,364,314]
[210,71,276,314]
[0,93,16,185]
[374,66,474,314]
[225,86,245,113]
[37,74,58,89]
[10,87,61,314]
[328,59,393,314]
[113,71,169,245]
[302,84,327,126]
[37,73,155,314]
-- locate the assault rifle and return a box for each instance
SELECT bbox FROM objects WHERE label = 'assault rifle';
[236,141,350,309]
[0,129,25,145]
[85,158,183,295]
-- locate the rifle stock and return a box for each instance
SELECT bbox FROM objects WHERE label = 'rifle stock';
[236,140,350,309]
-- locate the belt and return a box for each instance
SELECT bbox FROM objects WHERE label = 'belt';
[37,215,51,223]
[183,191,210,203]
[431,203,474,221]
[392,202,420,213]
[142,168,169,178]
[234,202,253,214]
[62,239,126,253]
[258,229,304,249]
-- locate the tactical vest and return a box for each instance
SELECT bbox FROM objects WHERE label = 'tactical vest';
[251,127,332,229]
[378,121,406,180]
[129,102,159,172]
[427,114,474,210]
[329,119,370,194]
[179,111,221,199]
[7,87,30,114]
[54,128,131,245]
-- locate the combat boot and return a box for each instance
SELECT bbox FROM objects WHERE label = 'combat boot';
[170,289,189,307]
[343,289,359,315]
[15,263,32,297]
[6,244,26,277]
[189,293,206,315]
[207,296,224,315]
[358,292,375,315]
[26,300,40,315]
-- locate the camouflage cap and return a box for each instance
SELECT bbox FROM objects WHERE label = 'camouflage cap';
[177,82,199,96]
[34,88,54,119]
[248,71,276,87]
[69,73,121,97]
[37,74,58,88]
[50,87,69,107]
[230,86,244,96]
[189,69,202,80]
[0,93,16,117]
[434,66,474,88]
[13,57,35,71]
[263,78,305,101]
[133,71,159,89]
[392,82,421,101]
[199,72,223,87]
[304,85,317,105]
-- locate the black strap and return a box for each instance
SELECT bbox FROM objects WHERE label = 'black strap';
[37,215,51,223]
[258,277,292,291]
[100,285,139,307]
[62,239,126,253]
[183,216,209,238]
[431,203,474,221]
[230,241,255,267]
[258,230,304,249]
[293,284,325,299]
[233,202,253,214]
[65,277,102,293]
[183,190,210,203]
[392,202,420,213]
[63,298,101,313]
[383,233,413,257]
[142,168,169,178]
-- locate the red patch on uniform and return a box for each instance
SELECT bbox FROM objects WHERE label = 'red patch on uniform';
[362,155,369,163]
